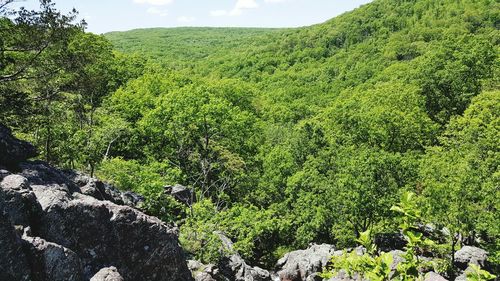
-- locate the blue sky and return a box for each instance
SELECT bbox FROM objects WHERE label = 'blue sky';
[11,0,373,34]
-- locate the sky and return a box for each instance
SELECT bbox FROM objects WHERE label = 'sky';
[10,0,373,34]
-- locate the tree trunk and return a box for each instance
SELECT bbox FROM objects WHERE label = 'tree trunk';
[451,235,458,279]
[45,124,51,163]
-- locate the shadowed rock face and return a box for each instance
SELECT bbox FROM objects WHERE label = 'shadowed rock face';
[1,174,43,229]
[0,193,32,281]
[0,123,193,281]
[21,235,84,281]
[164,184,194,205]
[0,123,37,169]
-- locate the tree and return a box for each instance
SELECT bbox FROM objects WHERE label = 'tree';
[0,0,83,84]
[64,32,119,175]
[413,35,496,125]
[138,79,259,205]
[420,90,499,267]
[1,0,81,162]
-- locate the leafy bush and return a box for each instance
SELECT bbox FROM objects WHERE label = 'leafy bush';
[97,157,185,222]
[466,264,496,281]
[179,199,228,264]
[324,193,435,281]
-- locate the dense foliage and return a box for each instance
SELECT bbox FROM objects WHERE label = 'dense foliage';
[106,27,284,66]
[1,0,498,275]
[324,193,496,280]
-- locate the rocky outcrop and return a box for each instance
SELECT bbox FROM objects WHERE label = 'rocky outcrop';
[388,250,405,274]
[0,123,37,169]
[271,236,491,281]
[38,192,189,280]
[0,191,32,281]
[190,257,272,281]
[2,170,192,281]
[424,272,448,281]
[90,267,124,281]
[0,123,193,281]
[217,232,272,281]
[189,261,222,281]
[454,246,489,270]
[276,244,340,281]
[164,184,194,205]
[219,254,272,281]
[21,235,84,281]
[188,233,272,281]
[65,171,144,208]
[1,174,43,228]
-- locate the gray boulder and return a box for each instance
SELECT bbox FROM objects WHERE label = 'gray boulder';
[20,161,80,193]
[0,123,37,169]
[0,191,32,281]
[0,168,11,181]
[192,264,223,281]
[1,174,30,190]
[1,165,193,281]
[22,235,84,281]
[65,170,144,208]
[165,184,194,205]
[31,184,73,211]
[188,233,272,281]
[36,191,192,281]
[454,246,488,270]
[90,267,124,281]
[217,232,272,281]
[389,250,405,273]
[276,244,338,281]
[1,174,43,228]
[424,272,448,281]
[189,258,270,281]
[220,254,271,281]
[454,271,467,281]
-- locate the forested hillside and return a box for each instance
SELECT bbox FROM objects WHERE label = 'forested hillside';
[1,0,499,279]
[106,27,284,64]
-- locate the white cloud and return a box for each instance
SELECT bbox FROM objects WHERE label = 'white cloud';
[210,10,228,17]
[264,0,287,2]
[134,0,173,6]
[147,7,168,16]
[234,0,259,9]
[212,0,259,17]
[177,16,196,23]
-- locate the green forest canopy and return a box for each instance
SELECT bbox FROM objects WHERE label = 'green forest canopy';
[1,0,499,272]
